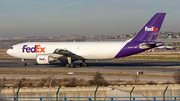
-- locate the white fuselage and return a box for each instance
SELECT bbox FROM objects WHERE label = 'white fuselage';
[7,42,127,60]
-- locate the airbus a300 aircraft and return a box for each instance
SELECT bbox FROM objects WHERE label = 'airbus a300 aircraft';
[6,13,166,68]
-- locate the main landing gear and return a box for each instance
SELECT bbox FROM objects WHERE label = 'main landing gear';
[66,57,75,68]
[65,58,88,68]
[22,59,27,66]
[79,60,88,67]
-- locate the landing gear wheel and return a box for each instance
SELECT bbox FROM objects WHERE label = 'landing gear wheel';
[66,64,70,68]
[22,59,26,66]
[83,63,88,67]
[80,63,83,67]
[22,62,27,66]
[79,63,88,67]
[70,64,75,68]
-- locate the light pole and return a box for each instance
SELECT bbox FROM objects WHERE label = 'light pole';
[49,73,69,101]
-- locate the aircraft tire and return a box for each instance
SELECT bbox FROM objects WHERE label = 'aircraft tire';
[79,63,83,67]
[80,63,88,67]
[83,63,88,67]
[70,64,75,68]
[22,62,27,66]
[66,64,70,68]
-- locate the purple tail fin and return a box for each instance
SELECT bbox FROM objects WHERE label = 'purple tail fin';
[130,13,166,42]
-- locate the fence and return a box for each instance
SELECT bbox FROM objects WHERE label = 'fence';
[1,85,180,101]
[0,96,180,101]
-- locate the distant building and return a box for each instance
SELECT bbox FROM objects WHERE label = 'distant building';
[168,33,173,39]
[125,35,130,37]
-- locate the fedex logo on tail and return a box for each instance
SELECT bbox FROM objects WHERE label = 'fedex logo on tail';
[145,26,158,31]
[22,45,45,53]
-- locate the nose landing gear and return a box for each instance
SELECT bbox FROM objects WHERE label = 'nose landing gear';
[22,59,27,66]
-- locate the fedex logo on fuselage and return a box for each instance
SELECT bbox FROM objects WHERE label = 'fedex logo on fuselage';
[145,26,158,31]
[39,58,46,61]
[22,45,45,53]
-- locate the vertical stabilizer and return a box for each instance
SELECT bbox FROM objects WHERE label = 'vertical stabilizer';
[130,13,166,42]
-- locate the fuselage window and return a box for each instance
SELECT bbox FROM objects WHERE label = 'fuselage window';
[10,47,13,49]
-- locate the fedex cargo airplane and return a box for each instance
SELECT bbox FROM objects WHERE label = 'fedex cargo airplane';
[6,13,166,68]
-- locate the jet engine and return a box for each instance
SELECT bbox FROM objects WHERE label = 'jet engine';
[139,43,157,49]
[36,55,56,64]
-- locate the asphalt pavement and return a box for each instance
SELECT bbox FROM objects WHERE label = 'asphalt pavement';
[0,59,180,82]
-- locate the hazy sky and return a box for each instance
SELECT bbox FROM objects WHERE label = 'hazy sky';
[0,0,180,37]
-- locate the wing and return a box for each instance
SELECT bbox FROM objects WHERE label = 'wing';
[53,48,79,57]
[39,48,83,64]
[54,49,73,56]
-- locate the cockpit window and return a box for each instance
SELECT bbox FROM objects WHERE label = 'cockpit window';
[10,47,13,49]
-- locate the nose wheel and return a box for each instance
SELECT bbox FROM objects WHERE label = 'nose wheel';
[22,62,27,66]
[22,59,27,66]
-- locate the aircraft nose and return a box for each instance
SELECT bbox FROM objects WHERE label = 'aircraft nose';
[6,49,11,55]
[6,49,10,54]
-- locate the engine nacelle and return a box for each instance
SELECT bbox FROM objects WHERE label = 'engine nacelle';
[36,55,56,64]
[139,43,157,49]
